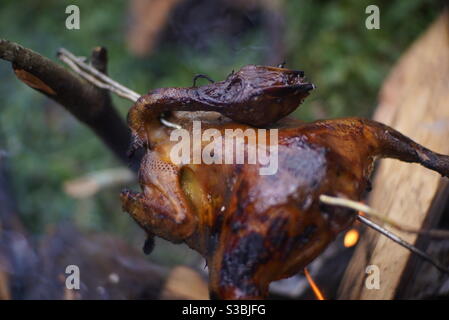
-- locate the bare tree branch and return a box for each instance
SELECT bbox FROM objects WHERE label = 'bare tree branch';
[0,39,131,164]
[57,48,182,130]
[0,152,36,299]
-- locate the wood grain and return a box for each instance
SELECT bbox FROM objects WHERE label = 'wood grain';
[338,11,449,299]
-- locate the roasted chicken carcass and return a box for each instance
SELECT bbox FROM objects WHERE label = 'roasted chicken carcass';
[121,65,449,299]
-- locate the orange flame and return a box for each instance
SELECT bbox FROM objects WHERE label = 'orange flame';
[343,228,360,247]
[304,268,325,300]
[342,207,364,248]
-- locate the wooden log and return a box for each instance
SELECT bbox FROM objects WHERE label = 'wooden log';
[338,11,449,299]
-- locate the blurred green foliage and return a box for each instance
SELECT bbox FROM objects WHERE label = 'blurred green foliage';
[0,0,441,266]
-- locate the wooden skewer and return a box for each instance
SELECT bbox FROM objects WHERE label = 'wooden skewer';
[319,195,449,275]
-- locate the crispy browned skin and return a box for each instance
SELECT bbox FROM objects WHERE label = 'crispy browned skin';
[121,65,449,299]
[126,65,314,156]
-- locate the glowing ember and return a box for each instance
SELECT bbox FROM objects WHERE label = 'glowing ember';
[343,228,359,247]
[304,268,325,300]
